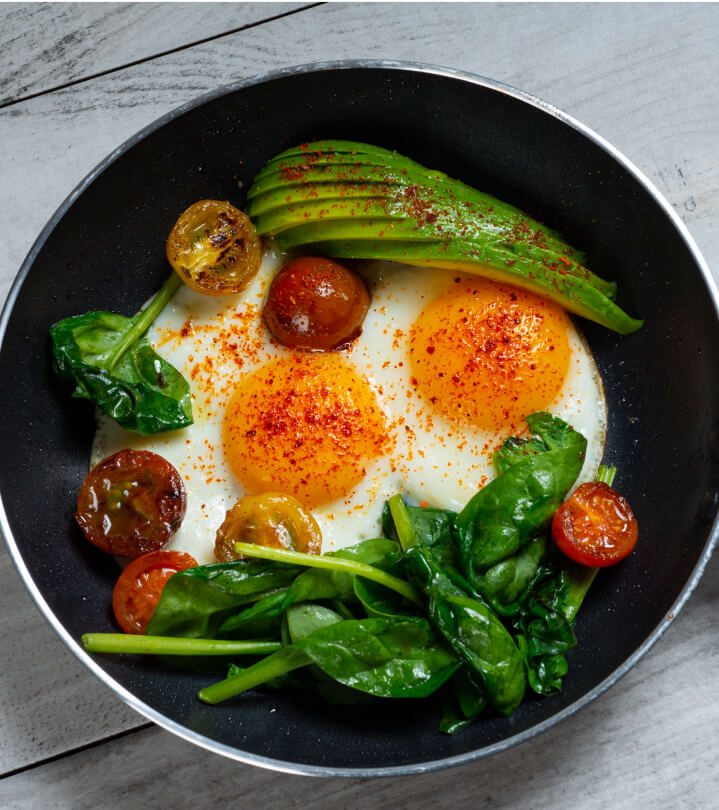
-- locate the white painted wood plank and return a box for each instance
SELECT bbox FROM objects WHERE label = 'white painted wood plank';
[1,553,717,807]
[0,1,310,105]
[1,0,718,796]
[0,548,143,774]
[1,3,716,305]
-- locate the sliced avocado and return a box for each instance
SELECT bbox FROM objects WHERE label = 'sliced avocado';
[249,164,586,266]
[246,140,640,333]
[269,216,616,299]
[246,181,406,219]
[309,238,641,334]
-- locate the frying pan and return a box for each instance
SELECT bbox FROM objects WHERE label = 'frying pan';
[1,61,717,776]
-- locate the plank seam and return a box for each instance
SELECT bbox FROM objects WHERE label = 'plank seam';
[0,722,155,781]
[0,2,324,111]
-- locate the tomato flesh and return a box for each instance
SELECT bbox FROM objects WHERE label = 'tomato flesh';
[552,481,638,567]
[113,550,198,634]
[75,449,186,557]
[166,200,262,296]
[214,492,322,562]
[263,256,370,350]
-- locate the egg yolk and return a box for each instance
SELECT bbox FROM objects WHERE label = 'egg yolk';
[223,354,390,508]
[409,278,571,432]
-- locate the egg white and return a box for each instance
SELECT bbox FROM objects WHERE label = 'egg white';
[92,252,606,563]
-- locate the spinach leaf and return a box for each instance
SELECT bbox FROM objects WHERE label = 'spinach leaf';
[353,578,412,618]
[382,502,470,591]
[454,412,587,586]
[199,616,459,704]
[513,555,601,695]
[50,273,193,434]
[513,563,578,695]
[285,604,375,706]
[389,496,526,715]
[403,544,526,714]
[217,538,403,635]
[298,617,458,699]
[493,436,547,475]
[286,603,344,642]
[439,667,488,734]
[473,535,547,615]
[146,558,300,638]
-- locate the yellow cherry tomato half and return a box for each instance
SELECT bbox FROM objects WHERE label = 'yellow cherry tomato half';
[166,199,262,296]
[214,493,322,562]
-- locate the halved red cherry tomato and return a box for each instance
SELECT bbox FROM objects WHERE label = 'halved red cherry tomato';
[166,199,262,296]
[263,256,370,350]
[552,481,638,567]
[75,449,186,557]
[113,550,198,634]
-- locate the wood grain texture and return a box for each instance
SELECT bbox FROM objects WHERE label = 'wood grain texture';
[1,3,716,302]
[1,554,717,807]
[0,548,143,775]
[1,1,718,804]
[0,2,311,105]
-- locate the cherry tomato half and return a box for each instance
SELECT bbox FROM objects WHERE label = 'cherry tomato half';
[214,492,322,562]
[166,200,262,296]
[552,481,638,567]
[113,550,198,634]
[263,256,370,350]
[75,449,186,557]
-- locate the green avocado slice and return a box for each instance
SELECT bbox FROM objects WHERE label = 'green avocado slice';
[268,215,617,301]
[249,168,588,270]
[309,238,640,333]
[246,140,640,333]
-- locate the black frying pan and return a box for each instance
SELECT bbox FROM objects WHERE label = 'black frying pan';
[1,62,717,776]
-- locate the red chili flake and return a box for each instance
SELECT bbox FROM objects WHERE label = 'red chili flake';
[281,165,309,181]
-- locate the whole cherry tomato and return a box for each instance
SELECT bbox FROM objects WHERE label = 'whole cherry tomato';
[214,492,322,562]
[166,200,262,296]
[75,449,186,557]
[552,481,638,567]
[263,256,370,350]
[113,550,198,634]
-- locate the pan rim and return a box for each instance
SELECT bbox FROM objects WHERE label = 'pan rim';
[1,58,717,778]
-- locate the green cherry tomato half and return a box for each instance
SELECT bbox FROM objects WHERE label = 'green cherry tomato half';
[214,492,322,562]
[166,199,262,296]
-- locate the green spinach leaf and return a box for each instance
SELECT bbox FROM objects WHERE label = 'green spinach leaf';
[389,496,526,715]
[199,616,459,704]
[439,667,488,734]
[454,412,587,585]
[50,273,193,434]
[146,558,300,638]
[513,563,577,695]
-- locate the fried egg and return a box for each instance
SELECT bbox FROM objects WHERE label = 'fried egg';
[92,249,606,563]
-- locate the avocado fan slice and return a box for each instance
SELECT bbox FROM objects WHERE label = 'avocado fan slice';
[246,140,640,333]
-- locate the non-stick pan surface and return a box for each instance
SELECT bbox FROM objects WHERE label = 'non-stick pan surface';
[1,62,717,776]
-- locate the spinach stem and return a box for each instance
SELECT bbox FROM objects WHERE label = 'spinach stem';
[596,465,617,487]
[564,567,599,623]
[565,464,616,621]
[387,494,418,553]
[233,542,422,607]
[105,272,182,370]
[81,633,281,656]
[199,646,311,704]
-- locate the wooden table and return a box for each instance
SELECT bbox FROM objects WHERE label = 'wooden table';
[1,4,717,806]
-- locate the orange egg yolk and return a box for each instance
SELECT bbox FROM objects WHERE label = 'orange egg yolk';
[409,278,571,432]
[223,354,390,508]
